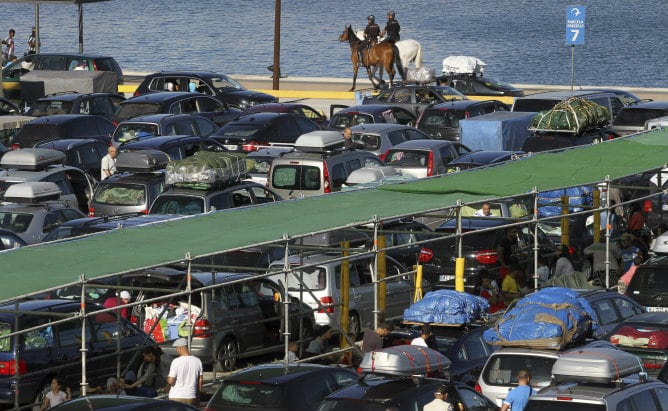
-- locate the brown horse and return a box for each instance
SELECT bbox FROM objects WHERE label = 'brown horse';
[338,25,405,92]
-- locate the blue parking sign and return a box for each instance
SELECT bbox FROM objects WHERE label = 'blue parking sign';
[566,5,586,45]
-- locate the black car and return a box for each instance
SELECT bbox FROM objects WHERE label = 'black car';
[520,128,618,153]
[511,90,626,120]
[25,92,125,120]
[134,71,277,109]
[120,135,227,160]
[435,73,525,97]
[50,396,200,411]
[11,114,116,149]
[447,150,525,171]
[241,102,330,128]
[206,364,359,411]
[625,255,668,312]
[0,97,22,116]
[42,214,181,243]
[111,92,242,126]
[362,84,467,116]
[35,138,109,177]
[0,227,27,250]
[212,112,322,152]
[416,100,510,141]
[111,113,219,146]
[329,104,417,130]
[89,171,167,217]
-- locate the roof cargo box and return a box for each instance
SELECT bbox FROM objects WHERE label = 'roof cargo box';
[0,148,65,171]
[116,150,170,173]
[359,345,451,377]
[3,182,61,203]
[552,347,642,384]
[460,112,535,151]
[295,131,344,152]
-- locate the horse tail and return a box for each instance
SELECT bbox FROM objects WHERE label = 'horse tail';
[414,42,423,68]
[392,45,406,80]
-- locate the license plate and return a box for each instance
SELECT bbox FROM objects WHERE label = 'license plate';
[646,306,668,312]
[224,145,240,151]
[439,275,455,282]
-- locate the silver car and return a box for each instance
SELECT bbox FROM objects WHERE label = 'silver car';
[384,139,472,178]
[349,123,432,159]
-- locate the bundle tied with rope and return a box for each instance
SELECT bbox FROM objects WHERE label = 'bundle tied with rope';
[530,96,610,134]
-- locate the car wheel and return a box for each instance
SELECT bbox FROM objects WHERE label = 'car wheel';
[349,312,361,339]
[215,338,238,372]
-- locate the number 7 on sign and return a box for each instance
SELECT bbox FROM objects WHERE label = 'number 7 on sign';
[570,29,580,42]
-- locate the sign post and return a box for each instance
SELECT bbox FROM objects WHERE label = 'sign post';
[565,5,586,92]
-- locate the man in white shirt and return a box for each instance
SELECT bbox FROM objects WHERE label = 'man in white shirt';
[166,338,203,406]
[410,324,432,347]
[101,146,118,180]
[473,202,492,216]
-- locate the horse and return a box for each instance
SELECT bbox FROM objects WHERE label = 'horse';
[339,25,405,92]
[355,30,423,71]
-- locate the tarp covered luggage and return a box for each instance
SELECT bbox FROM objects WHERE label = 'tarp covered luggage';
[483,287,593,350]
[116,150,170,173]
[552,347,642,383]
[406,67,435,83]
[442,56,486,75]
[359,344,451,376]
[403,289,489,325]
[529,97,610,134]
[166,151,246,188]
[537,186,593,217]
[20,70,118,105]
[460,111,535,151]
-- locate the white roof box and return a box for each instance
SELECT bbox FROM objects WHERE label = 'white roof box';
[0,148,65,171]
[359,344,451,377]
[653,232,668,255]
[552,347,642,384]
[294,131,344,152]
[3,182,62,203]
[345,166,400,185]
[442,55,487,75]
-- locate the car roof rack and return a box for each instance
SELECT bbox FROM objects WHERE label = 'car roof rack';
[0,148,65,171]
[358,344,451,377]
[3,182,62,203]
[552,347,645,385]
[294,131,345,153]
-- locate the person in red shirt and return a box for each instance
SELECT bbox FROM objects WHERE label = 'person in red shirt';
[627,202,645,233]
[103,290,131,320]
[480,270,505,313]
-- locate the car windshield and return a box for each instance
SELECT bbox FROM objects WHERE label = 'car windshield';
[268,266,326,292]
[483,354,556,388]
[115,103,161,122]
[513,99,560,112]
[318,399,386,411]
[212,76,244,91]
[524,403,605,411]
[385,150,428,167]
[93,184,147,206]
[27,100,74,116]
[150,195,204,215]
[420,110,463,128]
[113,123,159,143]
[480,76,516,91]
[43,225,109,242]
[351,133,380,150]
[434,85,467,100]
[271,165,321,191]
[329,113,375,129]
[0,212,34,233]
[218,124,263,137]
[15,124,65,140]
[212,382,284,408]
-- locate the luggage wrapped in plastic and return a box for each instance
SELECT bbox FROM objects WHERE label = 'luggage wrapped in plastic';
[537,186,593,217]
[483,287,593,350]
[359,344,451,376]
[442,56,486,75]
[529,97,610,134]
[166,151,246,187]
[403,289,489,325]
[406,67,435,83]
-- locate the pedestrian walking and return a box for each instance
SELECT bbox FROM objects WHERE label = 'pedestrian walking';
[500,369,536,411]
[423,385,454,411]
[166,338,203,406]
[2,29,16,65]
[101,146,118,180]
[380,11,401,43]
[27,26,39,55]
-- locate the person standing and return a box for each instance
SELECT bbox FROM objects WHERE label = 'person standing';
[2,29,16,64]
[423,385,454,411]
[584,236,621,287]
[553,244,575,278]
[380,11,401,44]
[342,127,354,150]
[166,338,203,406]
[500,369,536,411]
[501,267,522,304]
[410,324,432,347]
[27,27,39,55]
[361,322,392,353]
[101,146,118,180]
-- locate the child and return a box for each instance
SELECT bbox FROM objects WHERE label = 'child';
[536,256,550,285]
[40,376,70,410]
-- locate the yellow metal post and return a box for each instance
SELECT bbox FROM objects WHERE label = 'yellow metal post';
[455,257,465,292]
[377,235,387,320]
[561,195,570,247]
[340,241,350,348]
[593,189,601,244]
[414,264,423,302]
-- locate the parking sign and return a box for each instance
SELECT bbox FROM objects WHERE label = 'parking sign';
[566,5,586,45]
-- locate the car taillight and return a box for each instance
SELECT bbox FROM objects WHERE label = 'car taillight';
[568,246,576,255]
[474,382,481,393]
[642,359,664,370]
[0,359,27,375]
[426,151,434,176]
[323,162,331,193]
[379,151,389,162]
[464,111,471,119]
[556,396,573,401]
[88,207,96,217]
[242,142,268,153]
[193,319,210,338]
[112,121,119,127]
[11,143,20,150]
[141,209,149,215]
[643,199,653,213]
[92,61,98,71]
[318,296,335,313]
[133,90,140,97]
[418,247,433,263]
[475,250,498,265]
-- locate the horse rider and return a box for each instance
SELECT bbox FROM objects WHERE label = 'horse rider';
[380,11,401,44]
[359,15,380,65]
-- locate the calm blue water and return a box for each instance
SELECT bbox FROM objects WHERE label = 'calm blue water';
[3,0,667,88]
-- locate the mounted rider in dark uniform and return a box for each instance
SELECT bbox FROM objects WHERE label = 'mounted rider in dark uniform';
[381,11,401,44]
[359,15,380,66]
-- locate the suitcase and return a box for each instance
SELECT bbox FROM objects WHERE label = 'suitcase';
[552,347,642,383]
[359,344,451,377]
[116,150,170,173]
[3,182,61,203]
[0,148,65,171]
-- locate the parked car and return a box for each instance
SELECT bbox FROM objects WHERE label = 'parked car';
[212,112,322,153]
[35,138,109,177]
[611,100,668,136]
[246,147,294,185]
[511,90,626,120]
[111,92,241,126]
[241,102,329,128]
[41,214,181,243]
[11,114,115,149]
[435,73,525,97]
[111,113,219,146]
[383,139,472,178]
[120,135,227,160]
[416,100,510,141]
[134,71,277,109]
[580,88,643,106]
[50,395,200,411]
[607,312,668,377]
[328,104,417,130]
[0,97,22,115]
[25,92,125,120]
[206,363,359,411]
[267,252,414,337]
[0,299,150,408]
[267,130,385,199]
[89,171,166,217]
[0,227,27,250]
[362,84,467,116]
[0,148,96,213]
[149,180,281,215]
[2,52,124,101]
[625,255,668,312]
[348,123,432,159]
[520,127,618,153]
[447,150,525,171]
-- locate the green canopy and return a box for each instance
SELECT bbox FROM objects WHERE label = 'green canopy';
[1,130,666,302]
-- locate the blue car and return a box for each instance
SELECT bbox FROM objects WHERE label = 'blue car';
[328,104,417,130]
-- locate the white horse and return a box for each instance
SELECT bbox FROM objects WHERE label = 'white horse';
[354,30,422,85]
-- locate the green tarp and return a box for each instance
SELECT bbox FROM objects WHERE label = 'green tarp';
[0,130,666,302]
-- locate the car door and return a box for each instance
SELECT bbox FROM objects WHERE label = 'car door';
[52,316,90,381]
[248,185,280,204]
[222,282,265,351]
[381,258,413,320]
[390,107,417,126]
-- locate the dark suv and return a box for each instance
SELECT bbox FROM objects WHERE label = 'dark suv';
[0,299,150,408]
[512,90,625,120]
[35,138,109,177]
[120,135,226,161]
[11,114,115,149]
[89,171,166,217]
[625,255,668,311]
[25,92,125,120]
[111,113,219,146]
[417,100,510,141]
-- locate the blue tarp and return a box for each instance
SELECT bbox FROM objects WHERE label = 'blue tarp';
[403,289,489,324]
[460,111,535,151]
[537,186,593,217]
